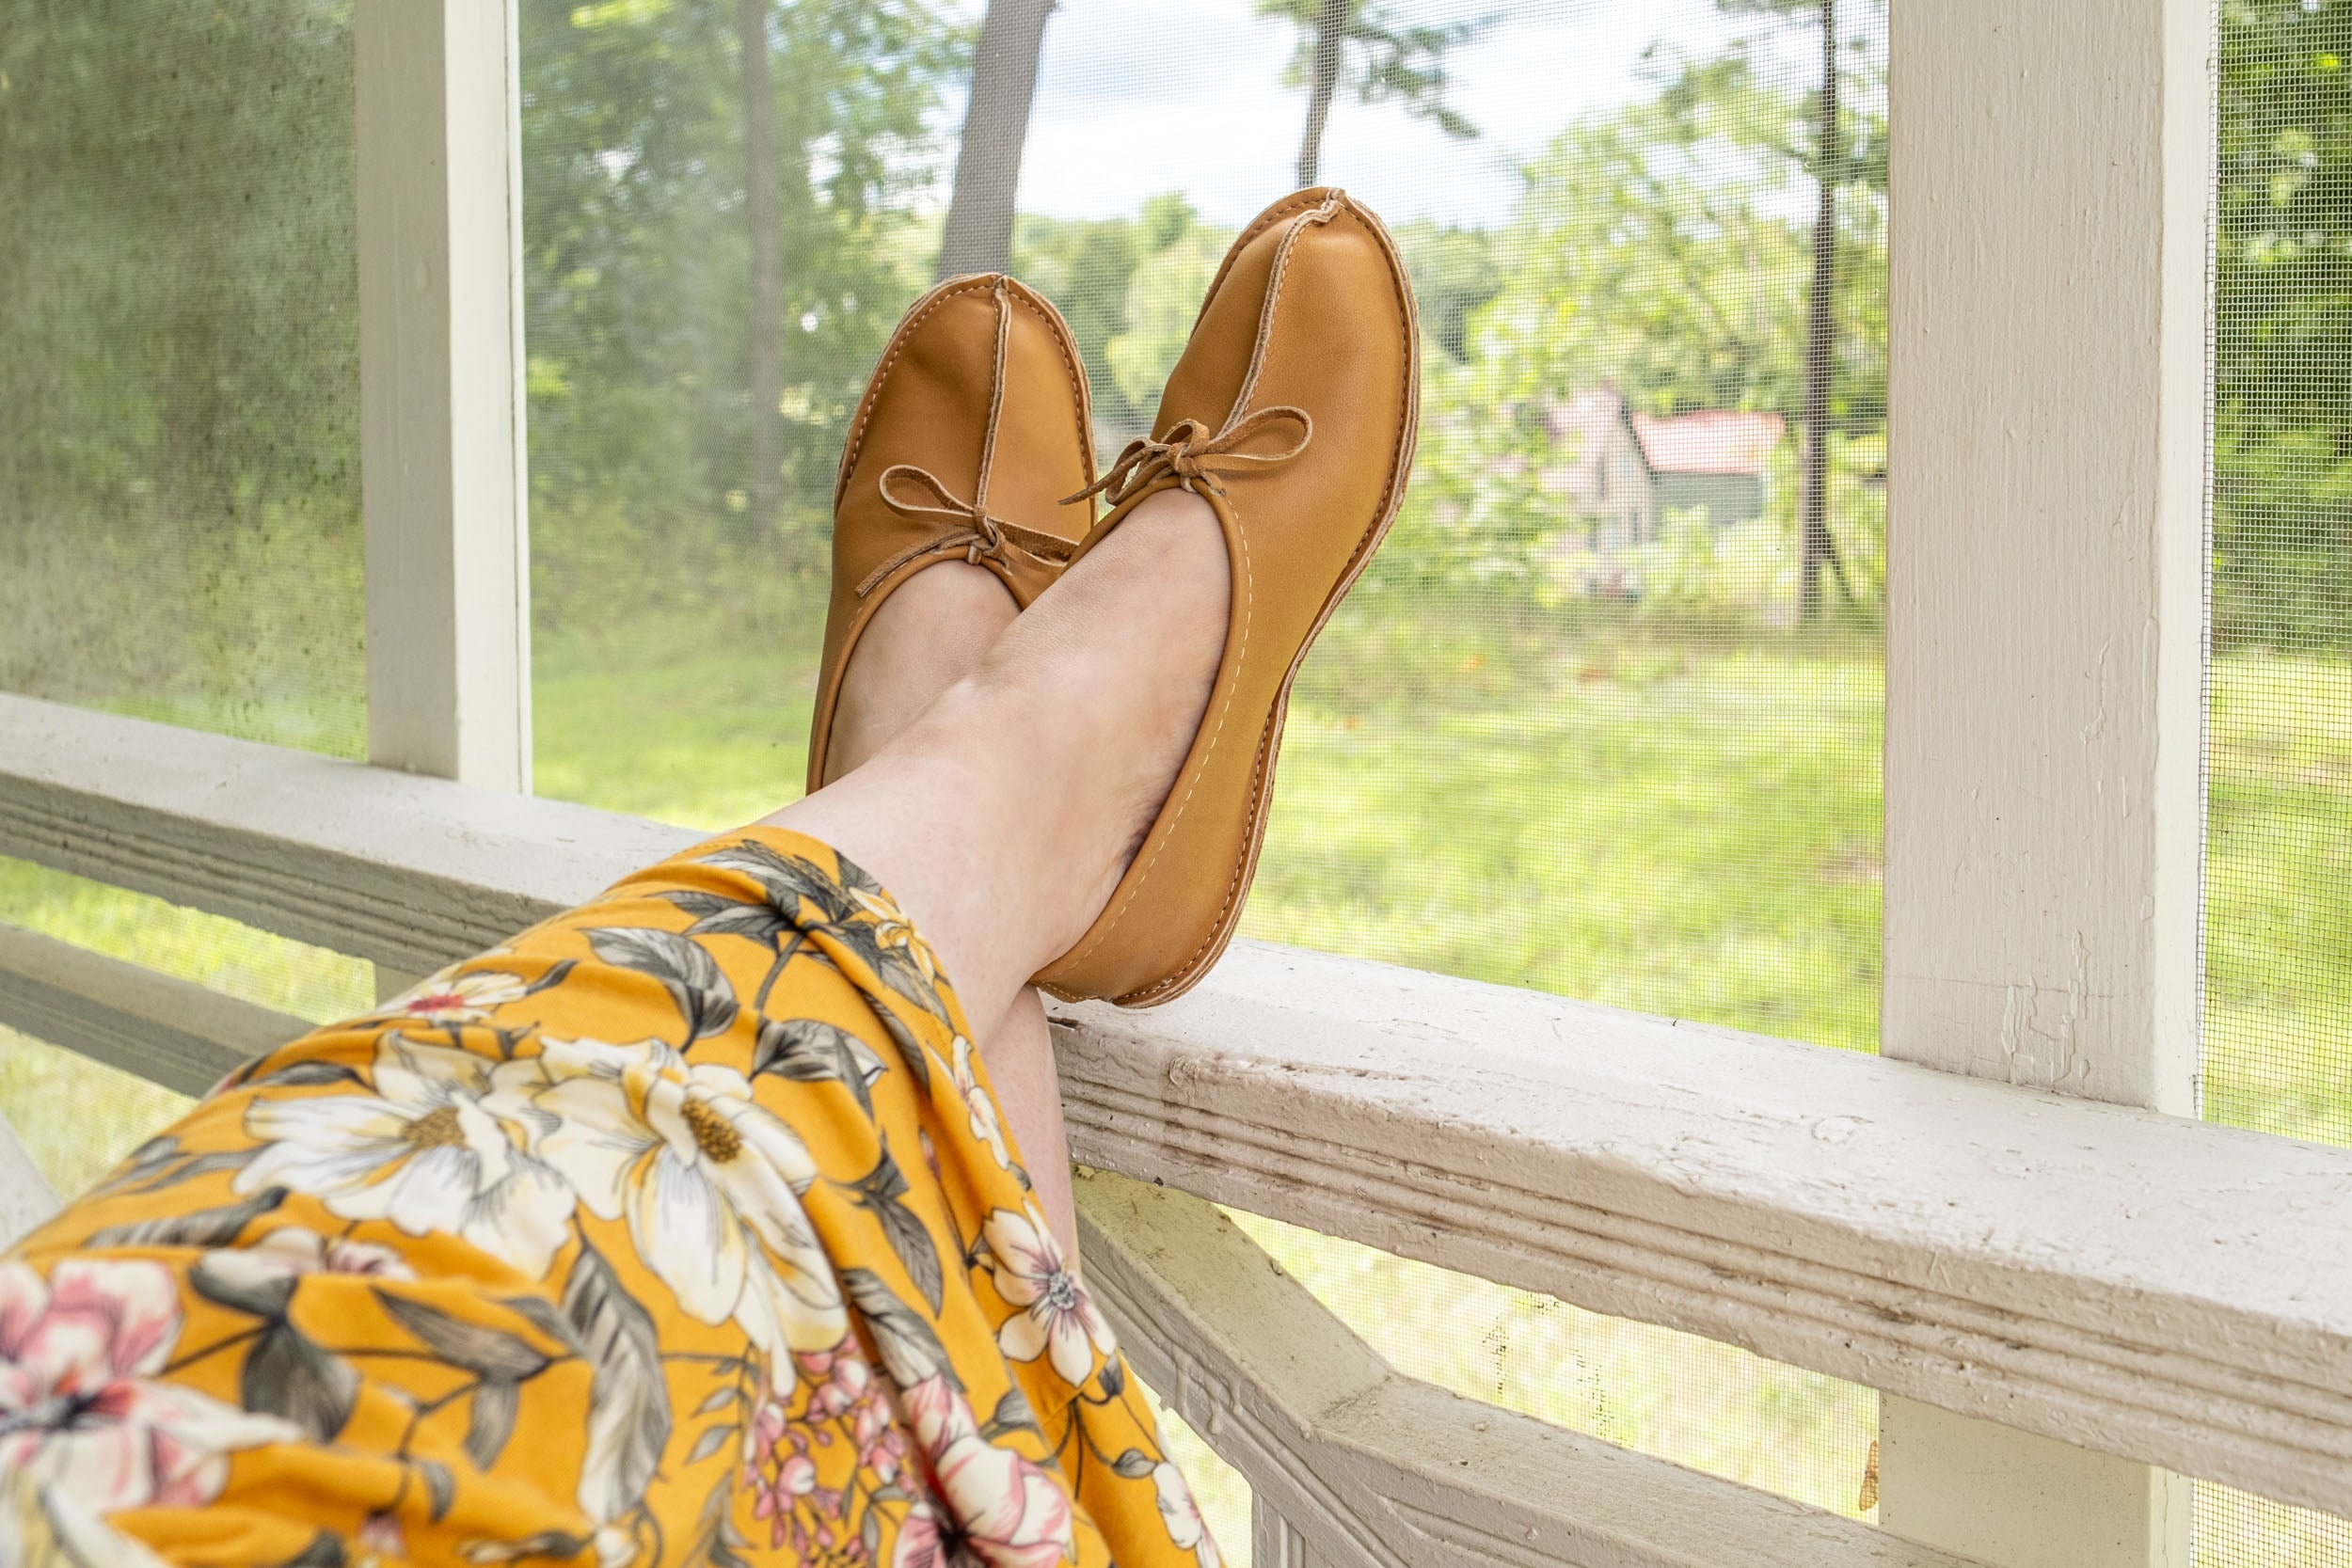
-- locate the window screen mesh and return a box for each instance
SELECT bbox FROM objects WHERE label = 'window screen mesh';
[0,3,363,756]
[522,0,1886,1550]
[0,857,372,1200]
[2202,1,2352,1560]
[4,2,2344,1556]
[0,4,363,1206]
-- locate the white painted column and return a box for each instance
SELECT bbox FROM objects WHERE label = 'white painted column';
[358,0,532,793]
[1880,0,2212,1563]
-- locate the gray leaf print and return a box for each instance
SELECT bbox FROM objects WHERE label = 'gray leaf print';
[467,1377,522,1470]
[849,1143,943,1313]
[698,841,854,923]
[684,1422,737,1465]
[841,1267,958,1392]
[88,1186,285,1249]
[243,1321,357,1442]
[376,1291,553,1382]
[584,926,739,1041]
[563,1239,672,1524]
[751,1018,887,1116]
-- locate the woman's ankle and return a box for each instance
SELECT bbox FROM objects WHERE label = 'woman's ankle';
[966,489,1231,949]
[772,488,1232,1013]
[825,561,1018,782]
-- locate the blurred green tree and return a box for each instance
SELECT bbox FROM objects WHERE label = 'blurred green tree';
[1256,0,1490,186]
[521,0,964,559]
[1708,0,1886,615]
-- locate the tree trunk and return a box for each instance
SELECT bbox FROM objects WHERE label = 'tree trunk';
[739,0,784,530]
[1797,0,1842,618]
[937,0,1057,279]
[1295,0,1350,188]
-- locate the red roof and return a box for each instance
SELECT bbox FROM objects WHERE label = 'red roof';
[1631,411,1786,477]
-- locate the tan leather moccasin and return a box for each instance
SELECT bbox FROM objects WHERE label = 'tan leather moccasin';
[1034,187,1421,1007]
[808,273,1096,790]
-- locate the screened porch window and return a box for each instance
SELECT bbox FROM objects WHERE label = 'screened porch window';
[2,2,2348,1565]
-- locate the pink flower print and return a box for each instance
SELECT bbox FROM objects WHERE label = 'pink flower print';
[0,1259,300,1514]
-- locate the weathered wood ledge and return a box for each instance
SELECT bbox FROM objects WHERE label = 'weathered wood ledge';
[5,691,2350,1518]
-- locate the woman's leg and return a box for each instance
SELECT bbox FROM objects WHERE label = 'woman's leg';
[0,487,1232,1568]
[817,562,1016,789]
[770,484,1229,1039]
[816,560,1080,1255]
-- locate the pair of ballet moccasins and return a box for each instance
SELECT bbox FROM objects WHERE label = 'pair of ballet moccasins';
[808,187,1420,1009]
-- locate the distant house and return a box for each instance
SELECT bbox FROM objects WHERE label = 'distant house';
[1630,409,1786,528]
[1545,392,1787,540]
[1543,390,1658,550]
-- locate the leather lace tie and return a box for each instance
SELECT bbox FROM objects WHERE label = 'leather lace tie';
[1065,405,1314,510]
[854,464,1076,596]
[853,277,1075,596]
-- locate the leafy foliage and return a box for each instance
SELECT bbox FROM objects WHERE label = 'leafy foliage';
[6,0,2352,739]
[1256,0,1492,141]
[1359,37,1887,606]
[522,0,967,553]
[2216,0,2352,649]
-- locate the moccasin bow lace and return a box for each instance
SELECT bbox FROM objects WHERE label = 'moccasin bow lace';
[853,464,1076,596]
[810,268,1094,794]
[1066,405,1314,509]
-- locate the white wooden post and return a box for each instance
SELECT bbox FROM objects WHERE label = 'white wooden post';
[358,1,531,998]
[1881,0,2212,1562]
[358,0,532,793]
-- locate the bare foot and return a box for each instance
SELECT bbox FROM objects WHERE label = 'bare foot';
[772,486,1230,1034]
[821,562,1016,784]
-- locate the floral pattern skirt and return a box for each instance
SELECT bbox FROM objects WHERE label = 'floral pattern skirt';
[2,829,1215,1568]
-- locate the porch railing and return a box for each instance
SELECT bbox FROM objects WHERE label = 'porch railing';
[6,689,2350,1566]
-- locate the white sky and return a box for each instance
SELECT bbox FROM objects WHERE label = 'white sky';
[999,0,1758,229]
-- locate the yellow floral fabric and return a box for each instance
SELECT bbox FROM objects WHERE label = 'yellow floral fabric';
[2,830,1216,1568]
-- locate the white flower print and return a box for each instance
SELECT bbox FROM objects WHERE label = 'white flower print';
[0,1259,301,1519]
[1152,1461,1220,1568]
[386,967,530,1023]
[950,1037,1011,1170]
[513,1037,849,1354]
[235,1034,575,1277]
[981,1208,1114,1386]
[849,886,937,988]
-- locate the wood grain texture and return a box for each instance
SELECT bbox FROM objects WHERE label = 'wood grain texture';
[0,920,309,1097]
[0,694,693,974]
[1050,942,2352,1519]
[1880,1,2214,1554]
[1077,1170,1979,1568]
[6,696,2350,1516]
[1882,0,2210,1117]
[357,0,532,787]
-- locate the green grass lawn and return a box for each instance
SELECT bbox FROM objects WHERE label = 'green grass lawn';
[2206,652,2352,1148]
[533,586,1888,1051]
[8,589,2352,1560]
[0,860,372,1195]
